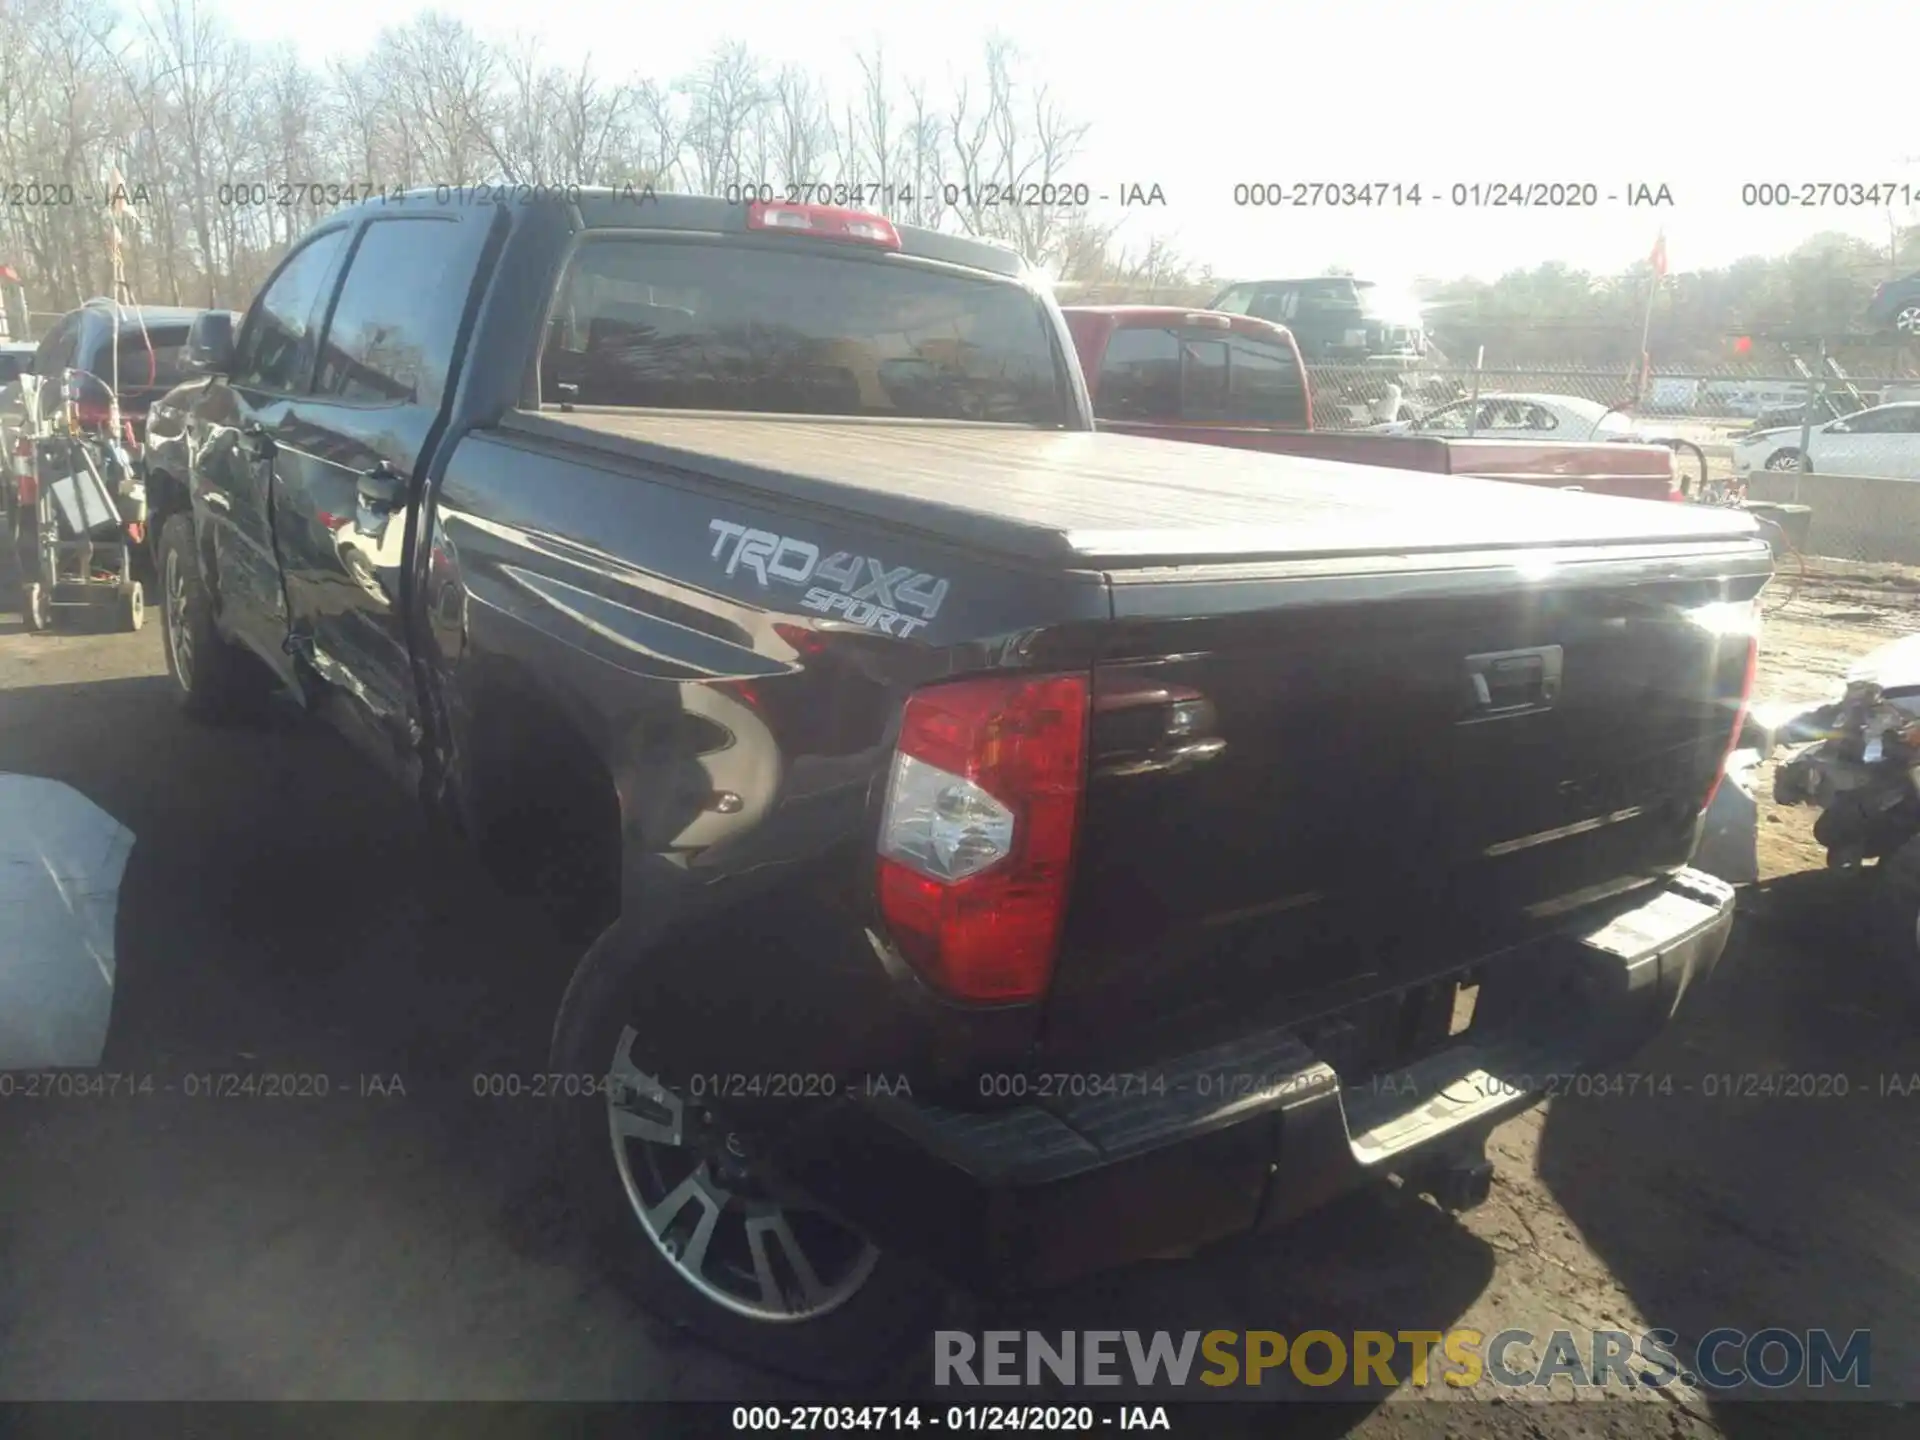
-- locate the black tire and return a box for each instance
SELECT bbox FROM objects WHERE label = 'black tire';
[22,580,50,632]
[1871,838,1920,1010]
[156,514,267,721]
[549,920,944,1383]
[119,579,146,632]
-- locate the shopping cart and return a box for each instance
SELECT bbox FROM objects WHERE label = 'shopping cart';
[14,425,148,632]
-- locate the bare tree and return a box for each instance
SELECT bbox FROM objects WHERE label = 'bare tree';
[0,0,1134,317]
[768,66,828,196]
[680,43,763,195]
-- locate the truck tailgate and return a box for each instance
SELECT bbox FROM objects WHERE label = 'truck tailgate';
[1041,553,1769,1071]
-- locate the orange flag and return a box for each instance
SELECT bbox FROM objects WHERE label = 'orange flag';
[1649,231,1668,279]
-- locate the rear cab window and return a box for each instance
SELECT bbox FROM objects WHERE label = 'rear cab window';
[1092,324,1308,427]
[539,235,1072,426]
[104,325,193,390]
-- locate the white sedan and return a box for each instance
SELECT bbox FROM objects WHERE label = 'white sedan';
[1369,391,1648,443]
[1732,402,1920,479]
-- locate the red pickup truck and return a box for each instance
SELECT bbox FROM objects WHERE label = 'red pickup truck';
[1061,305,1682,503]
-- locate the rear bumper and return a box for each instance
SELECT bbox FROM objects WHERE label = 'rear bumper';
[775,869,1736,1293]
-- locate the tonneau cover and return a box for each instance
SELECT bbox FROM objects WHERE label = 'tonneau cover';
[506,410,1760,567]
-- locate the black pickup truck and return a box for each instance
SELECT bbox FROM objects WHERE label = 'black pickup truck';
[143,189,1768,1380]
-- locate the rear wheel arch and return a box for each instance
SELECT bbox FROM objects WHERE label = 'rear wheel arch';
[143,467,218,592]
[448,666,627,943]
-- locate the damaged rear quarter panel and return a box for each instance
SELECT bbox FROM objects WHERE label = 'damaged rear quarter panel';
[420,427,1111,1086]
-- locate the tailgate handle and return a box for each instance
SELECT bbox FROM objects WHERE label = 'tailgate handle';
[1463,646,1562,721]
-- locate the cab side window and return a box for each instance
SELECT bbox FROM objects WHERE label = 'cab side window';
[231,229,349,394]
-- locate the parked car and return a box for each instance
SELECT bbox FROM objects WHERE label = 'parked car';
[145,189,1765,1381]
[1206,275,1427,360]
[24,300,204,448]
[1867,272,1920,340]
[1062,308,1684,502]
[1732,401,1920,477]
[1369,391,1649,444]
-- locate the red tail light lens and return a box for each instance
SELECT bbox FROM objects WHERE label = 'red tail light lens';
[876,672,1089,1002]
[746,201,901,250]
[17,473,36,506]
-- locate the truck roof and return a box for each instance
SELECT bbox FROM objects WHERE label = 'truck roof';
[506,409,1761,569]
[334,187,1033,282]
[1060,304,1298,338]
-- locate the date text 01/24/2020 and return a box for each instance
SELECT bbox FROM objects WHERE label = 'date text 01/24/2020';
[721,181,1168,208]
[1228,181,1675,208]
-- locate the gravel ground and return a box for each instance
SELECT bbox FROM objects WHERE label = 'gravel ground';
[0,550,1915,1437]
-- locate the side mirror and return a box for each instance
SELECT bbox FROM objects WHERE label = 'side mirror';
[185,310,236,375]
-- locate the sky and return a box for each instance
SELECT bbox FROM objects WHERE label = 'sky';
[201,0,1918,291]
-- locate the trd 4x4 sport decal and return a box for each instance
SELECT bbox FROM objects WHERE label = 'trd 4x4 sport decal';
[707,520,949,639]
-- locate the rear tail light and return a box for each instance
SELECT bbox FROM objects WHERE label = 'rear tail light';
[745,201,901,250]
[876,672,1089,1002]
[1692,598,1763,813]
[17,473,36,506]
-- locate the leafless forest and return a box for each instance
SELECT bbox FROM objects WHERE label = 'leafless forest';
[4,0,1917,364]
[0,0,1203,313]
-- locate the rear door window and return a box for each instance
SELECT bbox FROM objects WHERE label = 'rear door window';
[541,236,1069,426]
[313,215,488,409]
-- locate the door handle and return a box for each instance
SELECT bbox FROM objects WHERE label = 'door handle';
[1462,645,1563,722]
[356,462,407,513]
[241,422,277,461]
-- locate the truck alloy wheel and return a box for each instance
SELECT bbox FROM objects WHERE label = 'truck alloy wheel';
[604,1024,879,1322]
[163,547,194,690]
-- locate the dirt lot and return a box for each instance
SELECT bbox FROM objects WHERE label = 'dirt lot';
[1,555,1916,1437]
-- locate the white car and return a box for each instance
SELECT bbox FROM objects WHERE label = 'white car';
[1369,391,1647,443]
[1733,402,1920,479]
